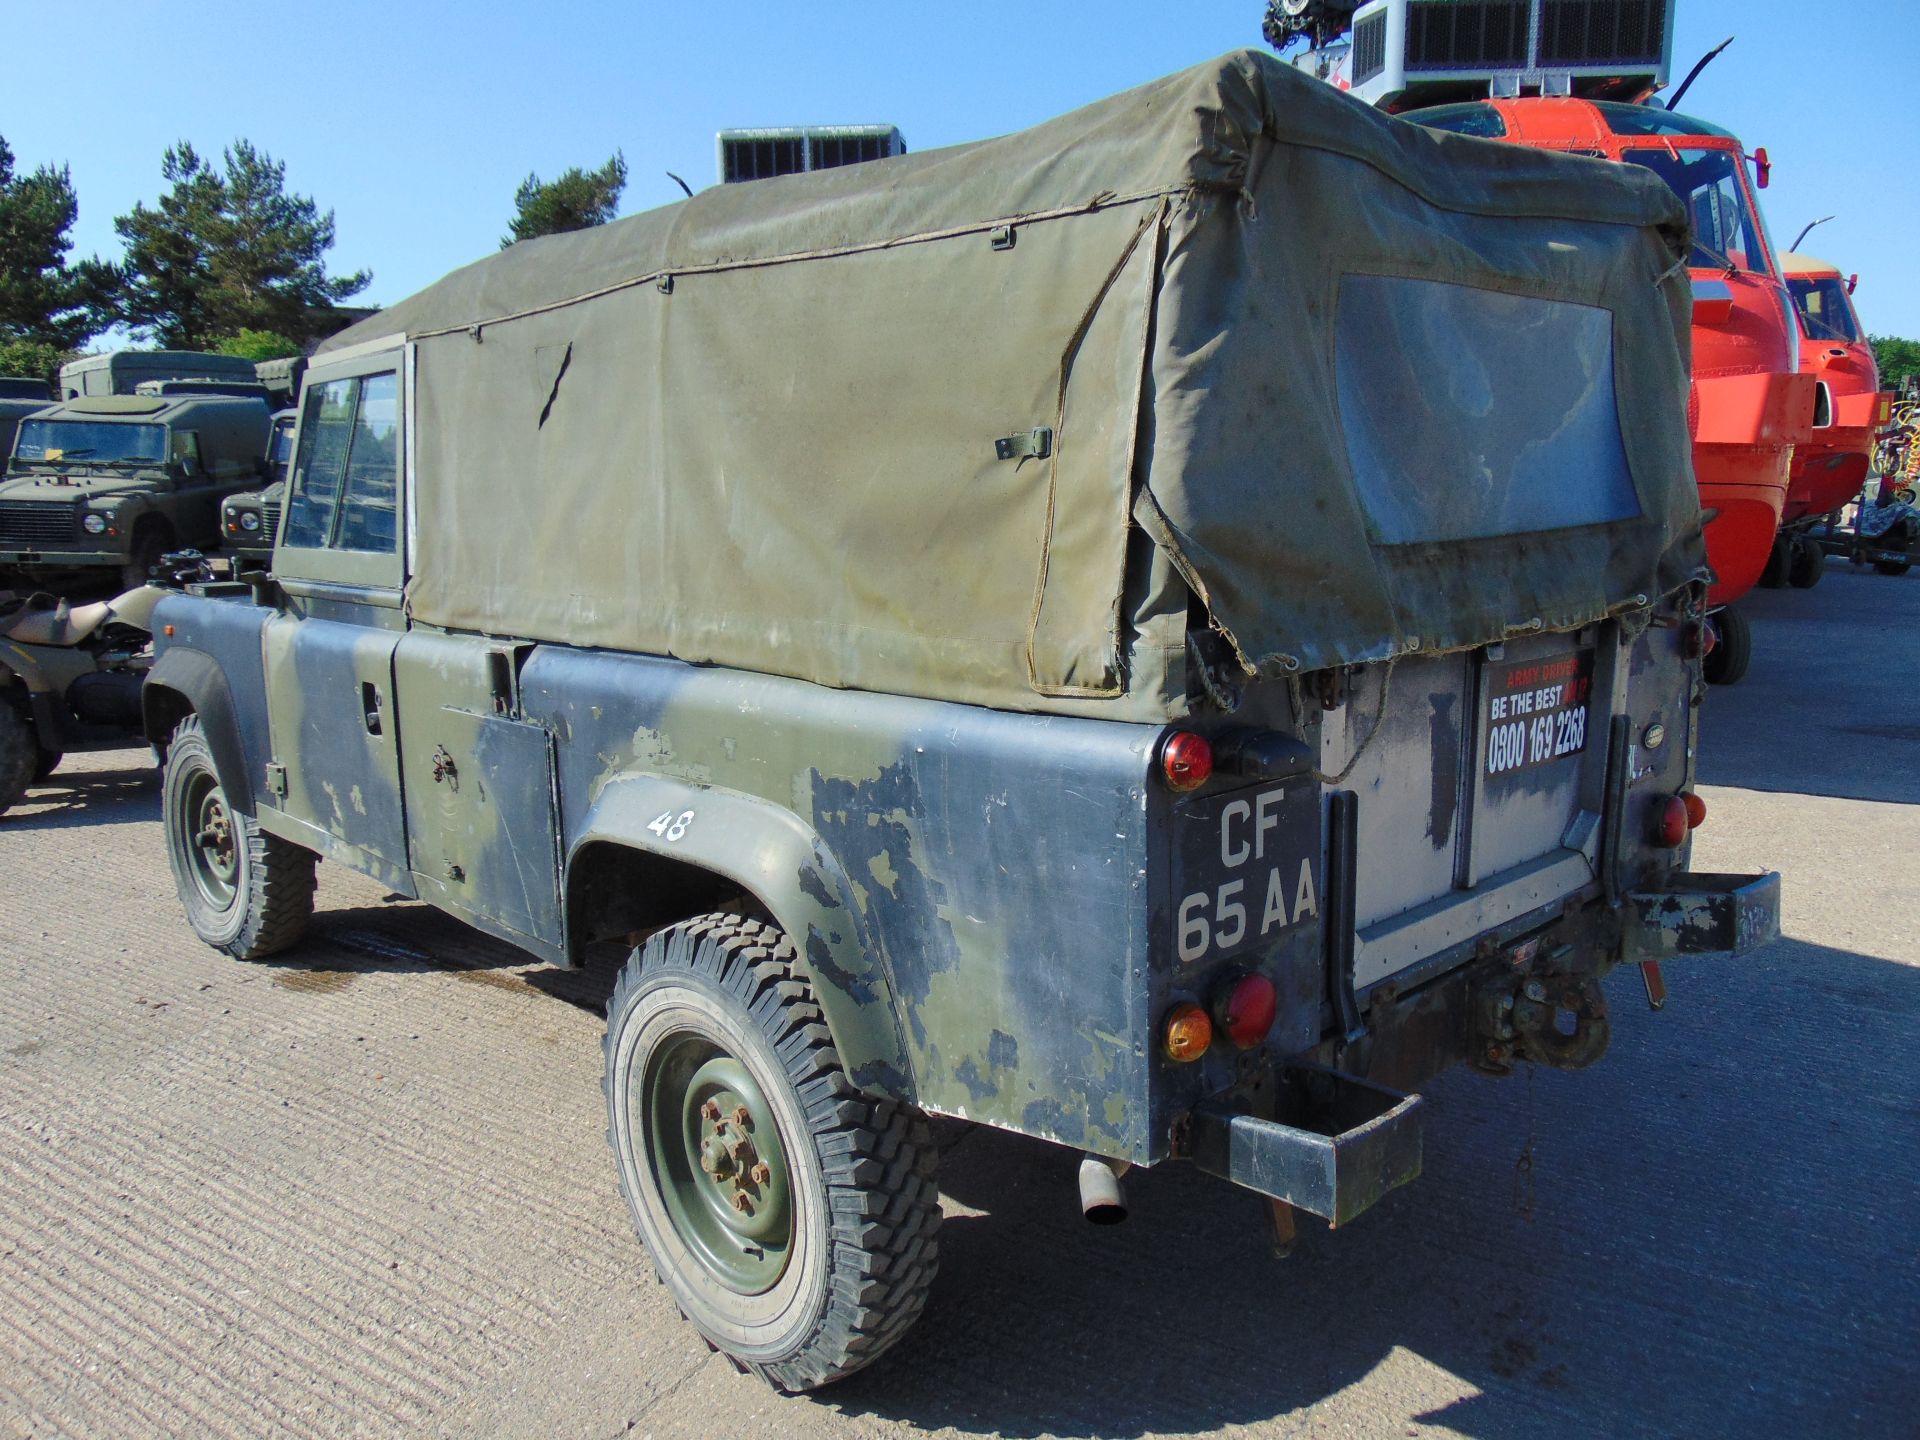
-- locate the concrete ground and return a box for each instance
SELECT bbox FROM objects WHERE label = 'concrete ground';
[1,562,1915,1440]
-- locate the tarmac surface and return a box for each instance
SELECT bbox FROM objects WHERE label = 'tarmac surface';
[1,562,1916,1440]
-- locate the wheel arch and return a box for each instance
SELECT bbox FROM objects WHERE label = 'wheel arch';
[566,775,915,1102]
[143,646,254,813]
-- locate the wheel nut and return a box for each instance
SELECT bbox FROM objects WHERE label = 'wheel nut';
[750,1163,771,1186]
[700,1100,721,1122]
[731,1192,752,1214]
[733,1105,752,1128]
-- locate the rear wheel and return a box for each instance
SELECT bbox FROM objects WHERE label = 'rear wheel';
[162,716,315,958]
[32,747,61,783]
[1703,607,1752,687]
[1876,556,1913,576]
[604,914,940,1391]
[1787,534,1825,589]
[0,705,36,816]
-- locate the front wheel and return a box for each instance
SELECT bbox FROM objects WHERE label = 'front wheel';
[162,716,316,958]
[604,914,940,1391]
[1703,607,1752,687]
[120,522,173,592]
[1787,533,1825,589]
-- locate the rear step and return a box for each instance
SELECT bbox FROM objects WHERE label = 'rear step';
[1191,1064,1423,1227]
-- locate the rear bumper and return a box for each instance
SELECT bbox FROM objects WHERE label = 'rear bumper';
[1191,1065,1423,1227]
[1624,871,1782,960]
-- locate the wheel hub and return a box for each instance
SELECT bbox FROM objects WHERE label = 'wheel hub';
[641,1039,794,1293]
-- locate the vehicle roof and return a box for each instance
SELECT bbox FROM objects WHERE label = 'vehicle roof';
[59,349,259,374]
[0,378,52,401]
[1414,98,1743,148]
[36,393,269,422]
[1780,251,1843,279]
[323,49,1701,717]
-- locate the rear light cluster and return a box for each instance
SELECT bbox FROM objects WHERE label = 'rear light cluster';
[1160,971,1278,1062]
[1654,792,1708,847]
[1682,619,1715,659]
[1159,731,1212,792]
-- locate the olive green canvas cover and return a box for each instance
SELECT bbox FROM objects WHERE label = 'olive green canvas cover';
[325,49,1702,719]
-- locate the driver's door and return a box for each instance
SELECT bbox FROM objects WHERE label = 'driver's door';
[256,346,414,893]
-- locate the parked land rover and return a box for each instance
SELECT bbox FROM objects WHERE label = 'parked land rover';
[144,52,1780,1390]
[218,409,297,567]
[1,392,272,589]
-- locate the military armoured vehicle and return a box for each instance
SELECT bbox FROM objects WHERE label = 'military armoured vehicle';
[217,410,296,567]
[144,52,1780,1390]
[57,349,259,400]
[1,392,272,588]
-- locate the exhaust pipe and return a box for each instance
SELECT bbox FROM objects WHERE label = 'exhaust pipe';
[1078,1153,1131,1225]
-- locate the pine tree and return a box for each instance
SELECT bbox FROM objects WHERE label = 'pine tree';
[0,134,118,352]
[114,140,370,349]
[502,152,628,248]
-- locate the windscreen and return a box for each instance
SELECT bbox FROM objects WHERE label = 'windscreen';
[1335,275,1641,543]
[1619,147,1770,274]
[1789,276,1862,343]
[12,419,167,465]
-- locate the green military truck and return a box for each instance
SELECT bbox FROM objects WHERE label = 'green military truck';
[56,349,258,401]
[2,391,272,589]
[143,52,1780,1389]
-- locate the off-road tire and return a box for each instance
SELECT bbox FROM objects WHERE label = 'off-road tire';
[162,715,315,959]
[32,747,61,783]
[604,914,940,1391]
[121,520,174,592]
[0,705,36,816]
[1787,533,1825,589]
[1703,607,1752,686]
[1876,556,1913,576]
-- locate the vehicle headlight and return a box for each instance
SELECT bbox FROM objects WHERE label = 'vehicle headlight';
[239,511,261,532]
[81,513,107,535]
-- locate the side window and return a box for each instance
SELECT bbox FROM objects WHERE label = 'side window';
[336,373,399,554]
[284,377,359,549]
[170,430,201,474]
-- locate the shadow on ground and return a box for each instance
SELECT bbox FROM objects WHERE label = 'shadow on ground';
[2,757,156,829]
[1699,567,1920,803]
[814,935,1920,1439]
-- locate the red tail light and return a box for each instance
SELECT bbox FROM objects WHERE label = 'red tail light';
[1682,791,1707,829]
[1159,732,1213,792]
[1655,796,1689,848]
[1213,972,1278,1049]
[1682,620,1713,659]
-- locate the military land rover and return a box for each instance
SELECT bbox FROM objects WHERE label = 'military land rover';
[2,391,272,589]
[144,52,1780,1389]
[56,348,258,401]
[217,409,297,568]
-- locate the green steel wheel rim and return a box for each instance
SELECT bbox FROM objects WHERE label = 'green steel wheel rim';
[640,1035,794,1294]
[180,767,239,909]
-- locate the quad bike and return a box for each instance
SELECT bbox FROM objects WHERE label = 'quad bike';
[0,583,162,814]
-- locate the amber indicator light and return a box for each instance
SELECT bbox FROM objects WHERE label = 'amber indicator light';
[1682,791,1707,829]
[1161,1002,1212,1063]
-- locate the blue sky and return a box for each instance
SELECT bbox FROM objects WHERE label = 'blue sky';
[6,0,1916,335]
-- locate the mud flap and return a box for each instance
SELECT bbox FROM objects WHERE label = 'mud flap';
[1624,871,1782,960]
[1191,1065,1423,1227]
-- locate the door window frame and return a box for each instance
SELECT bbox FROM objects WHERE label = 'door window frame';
[273,339,408,596]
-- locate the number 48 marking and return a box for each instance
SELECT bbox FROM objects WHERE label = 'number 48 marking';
[648,809,695,842]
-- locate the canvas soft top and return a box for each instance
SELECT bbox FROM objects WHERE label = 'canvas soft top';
[324,48,1703,719]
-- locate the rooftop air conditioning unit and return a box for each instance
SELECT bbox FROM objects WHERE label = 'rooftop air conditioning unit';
[716,125,906,184]
[1303,0,1675,110]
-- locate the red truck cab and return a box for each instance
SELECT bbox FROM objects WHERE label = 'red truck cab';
[1777,251,1892,524]
[1413,100,1819,643]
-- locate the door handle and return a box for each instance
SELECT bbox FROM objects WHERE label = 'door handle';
[362,682,383,735]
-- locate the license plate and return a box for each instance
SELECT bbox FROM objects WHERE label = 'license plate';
[1483,650,1594,780]
[1171,782,1321,966]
